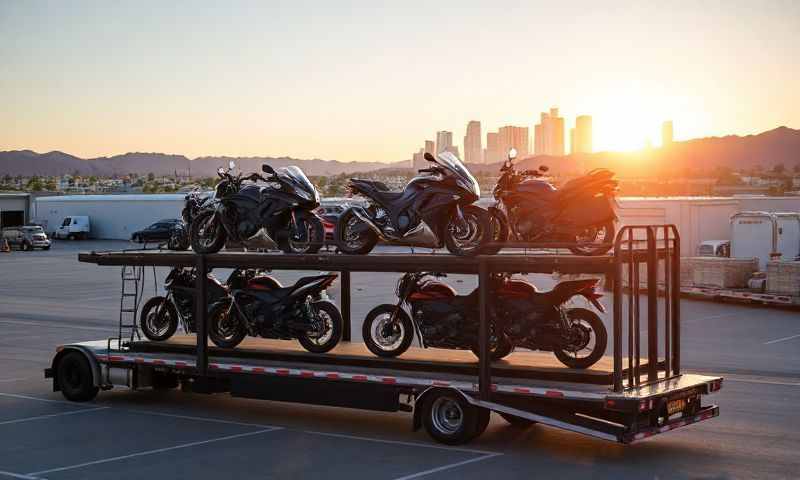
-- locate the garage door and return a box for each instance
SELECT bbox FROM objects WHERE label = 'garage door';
[0,210,25,228]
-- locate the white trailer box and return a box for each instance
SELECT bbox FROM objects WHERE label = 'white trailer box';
[730,211,800,269]
[774,213,800,261]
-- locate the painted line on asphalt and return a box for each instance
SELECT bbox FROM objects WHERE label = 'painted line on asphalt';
[127,409,278,429]
[393,453,503,480]
[27,428,282,476]
[763,333,800,345]
[0,407,108,426]
[0,470,44,480]
[0,378,30,383]
[723,376,800,387]
[0,319,116,332]
[0,392,87,406]
[303,429,498,456]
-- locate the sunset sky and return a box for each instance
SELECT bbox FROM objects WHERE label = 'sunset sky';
[1,1,798,162]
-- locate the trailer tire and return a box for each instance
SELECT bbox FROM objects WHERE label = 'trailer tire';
[56,352,99,402]
[499,412,536,428]
[420,390,484,445]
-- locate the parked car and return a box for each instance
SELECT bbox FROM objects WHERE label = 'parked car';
[316,204,344,243]
[54,216,91,240]
[1,225,51,250]
[697,240,730,257]
[131,219,183,244]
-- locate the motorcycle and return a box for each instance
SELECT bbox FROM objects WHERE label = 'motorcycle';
[335,151,492,256]
[362,272,608,369]
[484,148,618,256]
[191,161,325,254]
[139,267,281,341]
[208,273,343,353]
[168,189,211,251]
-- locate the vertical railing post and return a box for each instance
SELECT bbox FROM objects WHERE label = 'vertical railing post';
[340,270,351,342]
[671,227,681,374]
[195,254,208,376]
[478,258,491,400]
[646,227,658,382]
[612,231,623,392]
[663,226,672,378]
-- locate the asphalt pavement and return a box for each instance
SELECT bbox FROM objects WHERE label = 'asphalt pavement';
[0,240,798,479]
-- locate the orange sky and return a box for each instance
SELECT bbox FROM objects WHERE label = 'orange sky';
[1,1,798,161]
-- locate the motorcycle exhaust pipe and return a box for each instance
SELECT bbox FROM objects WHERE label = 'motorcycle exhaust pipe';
[351,208,389,240]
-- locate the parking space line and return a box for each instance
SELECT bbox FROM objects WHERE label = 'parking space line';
[0,470,43,480]
[0,378,29,383]
[0,393,84,406]
[127,409,278,429]
[764,333,800,345]
[303,430,498,456]
[0,319,116,332]
[392,453,502,480]
[0,407,108,426]
[27,427,282,476]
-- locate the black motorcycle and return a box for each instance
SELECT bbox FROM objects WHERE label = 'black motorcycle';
[139,267,280,341]
[484,149,618,256]
[191,162,324,254]
[362,272,607,368]
[168,189,211,251]
[335,152,491,256]
[208,273,342,353]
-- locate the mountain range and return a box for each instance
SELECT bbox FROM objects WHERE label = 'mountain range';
[1,126,798,178]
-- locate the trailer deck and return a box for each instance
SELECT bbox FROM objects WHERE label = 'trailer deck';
[45,225,722,445]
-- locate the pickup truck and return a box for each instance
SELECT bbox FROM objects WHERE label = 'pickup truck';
[1,225,51,250]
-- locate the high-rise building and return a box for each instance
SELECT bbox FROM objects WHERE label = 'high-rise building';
[571,115,592,154]
[412,149,424,170]
[444,145,460,158]
[424,140,435,156]
[485,132,500,164]
[534,108,565,156]
[497,126,530,158]
[436,131,453,154]
[662,121,673,147]
[463,121,483,164]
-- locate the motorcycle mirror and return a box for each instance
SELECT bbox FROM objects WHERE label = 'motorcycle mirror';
[228,160,236,170]
[261,164,276,175]
[423,152,436,163]
[508,148,518,161]
[539,165,549,172]
[217,167,225,175]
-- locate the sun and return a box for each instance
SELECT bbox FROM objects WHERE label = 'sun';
[589,86,673,152]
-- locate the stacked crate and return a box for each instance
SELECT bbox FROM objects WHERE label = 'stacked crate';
[766,261,800,295]
[689,257,758,288]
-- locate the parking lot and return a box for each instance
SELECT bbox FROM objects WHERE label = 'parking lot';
[1,240,799,479]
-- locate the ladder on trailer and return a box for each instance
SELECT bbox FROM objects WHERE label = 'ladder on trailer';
[116,265,144,348]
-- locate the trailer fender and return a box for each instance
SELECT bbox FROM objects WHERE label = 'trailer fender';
[412,387,480,432]
[48,346,103,392]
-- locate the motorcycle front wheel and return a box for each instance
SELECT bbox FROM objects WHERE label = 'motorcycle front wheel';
[279,213,324,254]
[362,304,414,358]
[445,205,491,257]
[569,221,615,256]
[297,301,342,353]
[190,211,227,254]
[553,307,608,369]
[335,209,378,255]
[208,300,246,349]
[139,296,178,341]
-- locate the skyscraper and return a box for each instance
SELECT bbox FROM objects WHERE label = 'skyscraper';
[498,126,530,158]
[534,108,565,156]
[424,140,435,156]
[662,121,673,147]
[413,140,436,170]
[463,121,483,164]
[571,115,592,154]
[436,131,453,154]
[485,132,500,164]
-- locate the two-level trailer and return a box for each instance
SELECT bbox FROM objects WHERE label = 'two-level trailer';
[46,225,721,445]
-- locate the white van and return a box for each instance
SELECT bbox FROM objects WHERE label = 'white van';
[54,216,91,240]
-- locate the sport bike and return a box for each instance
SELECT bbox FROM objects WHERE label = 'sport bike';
[191,162,324,254]
[362,272,608,368]
[335,151,491,256]
[208,273,342,353]
[139,267,280,341]
[484,149,618,256]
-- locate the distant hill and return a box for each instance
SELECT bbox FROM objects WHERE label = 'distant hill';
[0,151,405,177]
[1,126,798,178]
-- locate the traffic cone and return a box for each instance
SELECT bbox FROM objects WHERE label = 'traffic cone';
[1,238,10,253]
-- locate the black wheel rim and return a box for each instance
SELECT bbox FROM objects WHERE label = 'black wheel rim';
[305,306,334,346]
[370,311,405,351]
[343,215,370,250]
[146,303,172,337]
[196,215,219,249]
[562,318,596,360]
[449,212,483,253]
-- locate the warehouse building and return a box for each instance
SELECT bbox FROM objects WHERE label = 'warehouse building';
[0,193,32,228]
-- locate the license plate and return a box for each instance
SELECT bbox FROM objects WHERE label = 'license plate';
[667,398,686,415]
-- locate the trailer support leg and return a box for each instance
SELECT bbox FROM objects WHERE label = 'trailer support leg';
[195,254,208,376]
[478,259,491,400]
[341,270,351,342]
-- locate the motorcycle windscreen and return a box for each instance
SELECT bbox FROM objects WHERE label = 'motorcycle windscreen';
[560,193,616,227]
[435,151,480,197]
[279,166,320,203]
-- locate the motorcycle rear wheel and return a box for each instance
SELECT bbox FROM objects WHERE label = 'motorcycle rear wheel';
[297,301,342,353]
[553,308,607,369]
[335,209,378,255]
[190,211,227,254]
[481,209,508,255]
[445,205,491,257]
[569,221,615,256]
[362,304,414,358]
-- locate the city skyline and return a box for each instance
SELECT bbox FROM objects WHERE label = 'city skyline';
[2,2,798,163]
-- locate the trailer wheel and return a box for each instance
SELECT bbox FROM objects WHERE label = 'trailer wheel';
[499,412,536,428]
[57,352,99,402]
[421,390,486,445]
